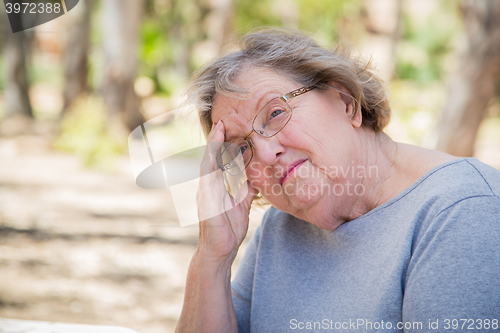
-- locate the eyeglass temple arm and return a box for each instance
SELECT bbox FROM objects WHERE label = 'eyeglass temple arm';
[281,86,316,102]
[283,84,358,105]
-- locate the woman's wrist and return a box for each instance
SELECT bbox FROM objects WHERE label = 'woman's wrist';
[194,246,236,274]
[176,246,238,333]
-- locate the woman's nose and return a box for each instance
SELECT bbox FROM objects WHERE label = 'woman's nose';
[250,135,284,166]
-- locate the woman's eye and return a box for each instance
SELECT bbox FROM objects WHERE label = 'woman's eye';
[270,109,285,119]
[239,144,249,155]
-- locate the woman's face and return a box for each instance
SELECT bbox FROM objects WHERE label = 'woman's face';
[211,67,363,230]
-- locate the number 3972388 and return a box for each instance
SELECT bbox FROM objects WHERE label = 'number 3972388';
[5,2,62,14]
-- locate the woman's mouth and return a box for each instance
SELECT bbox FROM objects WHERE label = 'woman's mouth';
[280,159,307,185]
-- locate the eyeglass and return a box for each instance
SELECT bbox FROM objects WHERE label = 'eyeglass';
[218,86,316,176]
[218,85,355,176]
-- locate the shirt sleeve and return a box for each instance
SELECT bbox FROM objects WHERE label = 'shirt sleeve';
[403,195,500,332]
[231,222,263,333]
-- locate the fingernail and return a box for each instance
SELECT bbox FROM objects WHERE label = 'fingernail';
[211,122,215,130]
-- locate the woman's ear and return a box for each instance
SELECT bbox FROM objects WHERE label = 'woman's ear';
[328,82,362,128]
[347,98,362,128]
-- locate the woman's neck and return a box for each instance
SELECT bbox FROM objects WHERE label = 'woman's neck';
[344,129,398,221]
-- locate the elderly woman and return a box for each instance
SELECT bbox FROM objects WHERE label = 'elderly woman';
[176,29,500,332]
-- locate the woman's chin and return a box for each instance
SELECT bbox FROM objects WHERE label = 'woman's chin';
[281,178,325,210]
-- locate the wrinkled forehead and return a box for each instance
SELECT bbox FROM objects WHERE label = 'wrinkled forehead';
[211,67,298,140]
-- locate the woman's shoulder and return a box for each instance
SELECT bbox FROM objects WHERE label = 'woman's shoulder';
[419,157,500,215]
[418,157,500,199]
[395,144,500,198]
[373,144,500,229]
[463,157,500,195]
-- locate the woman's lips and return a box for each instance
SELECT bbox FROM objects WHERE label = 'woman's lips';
[280,159,307,185]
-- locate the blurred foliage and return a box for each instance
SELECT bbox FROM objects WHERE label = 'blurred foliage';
[54,96,126,169]
[297,0,362,43]
[387,80,445,145]
[140,18,186,96]
[395,0,461,84]
[134,0,461,109]
[140,16,170,94]
[140,0,207,96]
[87,2,104,93]
[234,0,362,44]
[29,59,63,87]
[137,0,365,97]
[4,0,491,159]
[383,0,464,146]
[235,0,282,30]
[141,20,169,73]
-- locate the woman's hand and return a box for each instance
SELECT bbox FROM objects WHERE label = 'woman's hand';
[177,121,256,332]
[196,120,258,262]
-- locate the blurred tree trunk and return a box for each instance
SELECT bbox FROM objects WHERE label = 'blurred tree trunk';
[434,0,500,157]
[205,0,234,53]
[181,0,234,74]
[62,0,94,114]
[170,0,234,73]
[168,0,191,78]
[101,0,144,131]
[3,27,33,118]
[361,0,403,82]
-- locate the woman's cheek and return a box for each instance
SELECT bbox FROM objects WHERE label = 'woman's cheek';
[246,163,267,193]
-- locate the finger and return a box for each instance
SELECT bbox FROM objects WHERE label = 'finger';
[200,123,225,179]
[208,126,225,161]
[198,121,230,212]
[206,122,226,171]
[206,120,224,144]
[197,172,229,223]
[199,145,224,189]
[206,123,217,143]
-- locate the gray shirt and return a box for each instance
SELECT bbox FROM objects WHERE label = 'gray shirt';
[232,158,500,332]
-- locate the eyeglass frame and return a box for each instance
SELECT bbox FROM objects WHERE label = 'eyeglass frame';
[218,84,355,175]
[217,85,315,175]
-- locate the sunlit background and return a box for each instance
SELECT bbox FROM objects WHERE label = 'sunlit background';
[1,0,499,332]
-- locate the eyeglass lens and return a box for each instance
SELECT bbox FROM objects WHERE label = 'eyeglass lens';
[220,97,292,175]
[219,140,252,175]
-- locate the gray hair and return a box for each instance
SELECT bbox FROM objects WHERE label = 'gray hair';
[186,28,391,136]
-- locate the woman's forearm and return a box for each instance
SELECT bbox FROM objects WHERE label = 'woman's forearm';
[176,249,238,333]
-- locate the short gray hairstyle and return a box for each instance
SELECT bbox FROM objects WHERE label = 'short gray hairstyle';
[186,28,391,136]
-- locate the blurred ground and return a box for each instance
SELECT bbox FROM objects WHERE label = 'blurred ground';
[0,123,265,333]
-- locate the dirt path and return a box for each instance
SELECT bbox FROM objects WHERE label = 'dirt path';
[0,132,264,333]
